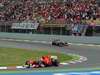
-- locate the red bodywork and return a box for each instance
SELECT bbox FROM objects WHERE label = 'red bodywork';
[41,55,52,65]
[26,55,52,66]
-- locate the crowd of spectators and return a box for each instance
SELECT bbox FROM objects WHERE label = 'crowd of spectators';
[0,0,99,36]
[36,0,99,24]
[0,0,35,21]
[0,0,99,23]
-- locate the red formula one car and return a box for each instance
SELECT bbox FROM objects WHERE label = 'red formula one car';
[24,55,59,68]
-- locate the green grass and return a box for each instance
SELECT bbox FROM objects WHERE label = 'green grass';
[0,47,76,66]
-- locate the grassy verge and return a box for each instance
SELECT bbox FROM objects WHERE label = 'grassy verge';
[0,47,77,66]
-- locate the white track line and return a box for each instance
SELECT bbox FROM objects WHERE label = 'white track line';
[1,38,100,47]
[0,38,88,70]
[69,43,100,47]
[0,67,7,70]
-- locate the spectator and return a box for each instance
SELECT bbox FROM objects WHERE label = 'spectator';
[0,0,99,24]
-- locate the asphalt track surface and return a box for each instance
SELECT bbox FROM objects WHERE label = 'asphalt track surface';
[0,39,100,70]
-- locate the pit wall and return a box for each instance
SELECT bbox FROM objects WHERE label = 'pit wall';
[0,32,100,44]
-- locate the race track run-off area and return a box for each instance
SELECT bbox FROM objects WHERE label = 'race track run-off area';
[0,38,100,74]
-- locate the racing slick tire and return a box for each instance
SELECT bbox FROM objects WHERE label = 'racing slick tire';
[52,59,59,66]
[52,42,56,45]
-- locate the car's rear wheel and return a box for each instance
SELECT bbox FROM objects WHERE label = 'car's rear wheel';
[52,60,59,66]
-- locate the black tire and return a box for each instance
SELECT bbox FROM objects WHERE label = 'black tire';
[52,42,55,45]
[52,60,59,66]
[25,61,31,68]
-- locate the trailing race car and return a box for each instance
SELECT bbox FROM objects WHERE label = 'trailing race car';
[52,39,68,47]
[24,55,59,68]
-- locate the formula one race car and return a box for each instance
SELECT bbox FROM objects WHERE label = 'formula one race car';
[24,55,59,68]
[52,39,68,47]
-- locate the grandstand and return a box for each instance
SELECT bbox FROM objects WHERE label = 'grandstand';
[0,0,100,36]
